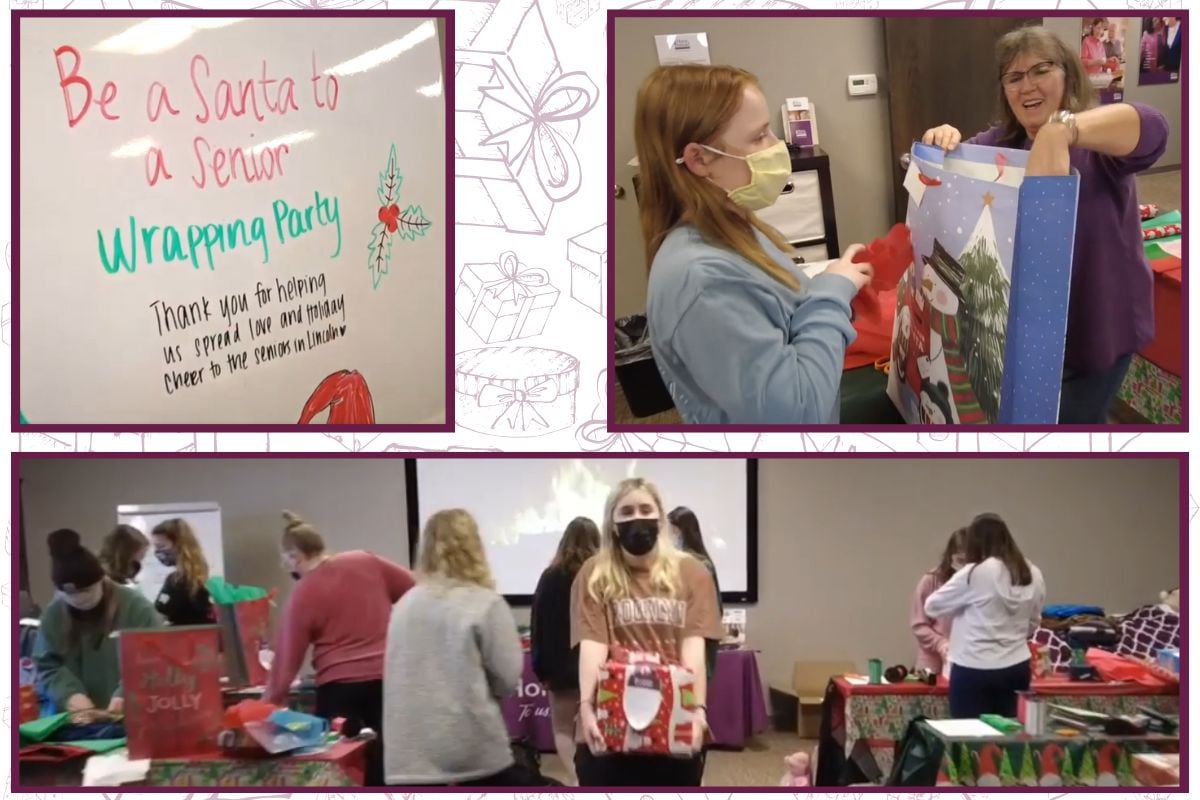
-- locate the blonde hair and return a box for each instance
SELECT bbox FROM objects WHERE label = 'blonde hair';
[419,509,495,590]
[993,26,1097,145]
[151,518,209,596]
[281,511,326,557]
[634,64,799,291]
[586,478,684,603]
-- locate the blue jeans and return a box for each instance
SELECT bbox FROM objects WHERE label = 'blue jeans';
[1058,354,1133,424]
[949,661,1031,718]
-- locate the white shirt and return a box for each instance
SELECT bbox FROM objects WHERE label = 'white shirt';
[1167,23,1180,49]
[925,557,1045,671]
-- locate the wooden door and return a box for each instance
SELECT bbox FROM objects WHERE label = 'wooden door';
[884,17,1040,221]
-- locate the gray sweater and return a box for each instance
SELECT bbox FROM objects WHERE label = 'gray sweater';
[383,580,523,785]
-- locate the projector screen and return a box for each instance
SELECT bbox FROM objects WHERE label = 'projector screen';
[410,458,756,602]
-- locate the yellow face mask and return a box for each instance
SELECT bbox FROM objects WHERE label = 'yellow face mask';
[697,141,792,211]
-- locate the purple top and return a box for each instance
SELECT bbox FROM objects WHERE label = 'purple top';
[968,103,1169,372]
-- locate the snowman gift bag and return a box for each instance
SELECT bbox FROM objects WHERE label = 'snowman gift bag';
[887,141,1080,424]
[594,649,700,756]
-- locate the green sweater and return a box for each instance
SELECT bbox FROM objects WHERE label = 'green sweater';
[34,584,162,709]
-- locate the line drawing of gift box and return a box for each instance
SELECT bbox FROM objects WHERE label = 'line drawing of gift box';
[456,345,580,437]
[455,250,560,343]
[441,0,599,235]
[556,0,599,27]
[569,222,606,315]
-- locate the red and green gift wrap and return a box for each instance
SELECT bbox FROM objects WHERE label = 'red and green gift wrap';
[594,650,698,756]
[120,626,224,760]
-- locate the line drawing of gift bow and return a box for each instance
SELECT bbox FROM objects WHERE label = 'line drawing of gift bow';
[477,378,557,432]
[479,60,599,203]
[484,251,552,303]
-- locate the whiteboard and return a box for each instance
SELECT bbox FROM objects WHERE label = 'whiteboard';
[19,17,447,424]
[117,502,224,606]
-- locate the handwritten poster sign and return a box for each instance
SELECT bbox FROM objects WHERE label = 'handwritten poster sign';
[17,15,448,424]
[120,626,224,760]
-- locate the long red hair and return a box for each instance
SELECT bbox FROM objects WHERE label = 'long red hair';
[298,370,375,424]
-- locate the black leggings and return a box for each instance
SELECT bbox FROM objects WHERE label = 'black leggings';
[315,679,384,786]
[576,746,704,787]
[948,661,1031,718]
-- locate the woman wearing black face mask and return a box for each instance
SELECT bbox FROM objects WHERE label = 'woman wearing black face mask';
[151,519,214,626]
[34,529,161,716]
[99,525,149,587]
[570,478,723,787]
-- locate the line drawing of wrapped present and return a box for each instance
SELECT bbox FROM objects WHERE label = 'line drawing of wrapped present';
[442,0,599,234]
[455,250,560,343]
[568,222,606,315]
[455,345,579,437]
[556,0,599,27]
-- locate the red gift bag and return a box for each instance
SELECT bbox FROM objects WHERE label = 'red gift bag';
[120,626,224,759]
[217,596,273,687]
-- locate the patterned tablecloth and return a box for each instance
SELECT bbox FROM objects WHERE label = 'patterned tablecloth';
[145,739,367,787]
[831,676,1180,779]
[894,721,1180,787]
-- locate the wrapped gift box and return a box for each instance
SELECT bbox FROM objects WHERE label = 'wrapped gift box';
[593,650,698,757]
[1132,753,1179,786]
[1117,354,1181,424]
[569,223,607,315]
[437,0,598,234]
[455,251,560,343]
[455,346,579,437]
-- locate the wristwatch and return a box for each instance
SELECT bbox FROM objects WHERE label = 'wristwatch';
[1048,109,1079,146]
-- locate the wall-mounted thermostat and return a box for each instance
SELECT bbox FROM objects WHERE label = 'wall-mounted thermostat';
[847,73,878,96]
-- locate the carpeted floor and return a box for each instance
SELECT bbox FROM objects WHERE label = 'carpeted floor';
[538,731,815,787]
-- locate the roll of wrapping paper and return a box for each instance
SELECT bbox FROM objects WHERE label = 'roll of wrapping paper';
[1143,223,1182,240]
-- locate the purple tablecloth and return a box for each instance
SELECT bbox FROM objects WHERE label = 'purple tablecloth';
[502,648,770,751]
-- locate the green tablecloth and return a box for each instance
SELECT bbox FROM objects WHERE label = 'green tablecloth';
[892,720,1179,787]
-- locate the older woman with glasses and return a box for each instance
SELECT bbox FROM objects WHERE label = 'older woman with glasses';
[922,26,1168,424]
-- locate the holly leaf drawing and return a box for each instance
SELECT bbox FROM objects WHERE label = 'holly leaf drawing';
[377,143,402,207]
[396,204,432,241]
[367,221,394,291]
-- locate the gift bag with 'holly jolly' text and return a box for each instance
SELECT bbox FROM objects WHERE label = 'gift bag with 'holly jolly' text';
[887,141,1080,424]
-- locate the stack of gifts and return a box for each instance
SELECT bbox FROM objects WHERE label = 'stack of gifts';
[437,0,598,234]
[593,648,699,756]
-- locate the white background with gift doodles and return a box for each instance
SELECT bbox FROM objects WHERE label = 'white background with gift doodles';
[2,0,1197,797]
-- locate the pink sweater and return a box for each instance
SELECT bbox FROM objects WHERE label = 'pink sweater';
[265,550,414,703]
[910,572,953,673]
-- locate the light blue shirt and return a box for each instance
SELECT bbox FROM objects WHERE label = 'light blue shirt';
[647,224,857,424]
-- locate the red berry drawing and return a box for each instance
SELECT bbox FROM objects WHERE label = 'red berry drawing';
[367,144,431,290]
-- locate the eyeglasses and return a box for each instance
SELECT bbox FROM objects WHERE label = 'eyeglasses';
[1000,61,1059,89]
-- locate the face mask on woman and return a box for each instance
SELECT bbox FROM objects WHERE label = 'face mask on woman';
[616,519,660,557]
[60,582,104,612]
[693,140,792,211]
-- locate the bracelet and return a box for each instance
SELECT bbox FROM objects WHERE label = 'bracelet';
[1049,109,1079,146]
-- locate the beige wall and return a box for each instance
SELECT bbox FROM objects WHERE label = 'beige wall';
[751,458,1180,691]
[20,458,410,608]
[613,16,894,317]
[21,457,1179,697]
[612,16,1182,318]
